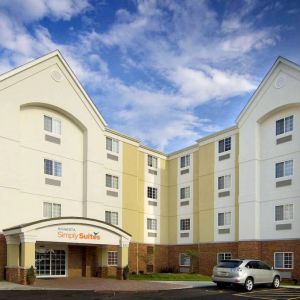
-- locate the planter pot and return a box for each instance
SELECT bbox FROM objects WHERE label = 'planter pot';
[27,277,35,285]
[123,272,129,280]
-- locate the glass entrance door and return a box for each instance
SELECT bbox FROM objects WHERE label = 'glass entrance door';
[35,248,66,277]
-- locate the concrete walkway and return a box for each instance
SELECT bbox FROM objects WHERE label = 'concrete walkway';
[0,281,38,290]
[153,281,216,288]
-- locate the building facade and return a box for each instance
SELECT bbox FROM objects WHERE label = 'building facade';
[0,51,299,284]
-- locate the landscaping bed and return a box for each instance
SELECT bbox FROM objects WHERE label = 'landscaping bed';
[129,273,211,281]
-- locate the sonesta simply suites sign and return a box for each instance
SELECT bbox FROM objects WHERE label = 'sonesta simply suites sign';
[34,224,121,245]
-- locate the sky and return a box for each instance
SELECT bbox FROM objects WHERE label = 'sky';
[0,0,300,153]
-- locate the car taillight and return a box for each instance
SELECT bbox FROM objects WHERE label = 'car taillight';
[233,267,242,272]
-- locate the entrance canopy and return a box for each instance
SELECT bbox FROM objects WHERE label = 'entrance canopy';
[3,217,131,247]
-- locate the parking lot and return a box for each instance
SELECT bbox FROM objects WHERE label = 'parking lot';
[0,287,300,300]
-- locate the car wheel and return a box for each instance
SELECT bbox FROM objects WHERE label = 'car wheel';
[272,276,280,289]
[244,277,254,292]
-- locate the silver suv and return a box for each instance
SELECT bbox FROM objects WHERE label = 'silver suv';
[212,259,281,292]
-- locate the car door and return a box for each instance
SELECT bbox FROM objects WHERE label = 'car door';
[248,261,264,284]
[258,261,273,283]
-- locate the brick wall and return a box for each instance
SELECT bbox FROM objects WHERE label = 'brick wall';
[261,240,300,281]
[0,234,7,280]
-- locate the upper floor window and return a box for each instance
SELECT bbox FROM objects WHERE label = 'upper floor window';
[218,137,231,153]
[44,159,62,177]
[274,252,293,269]
[275,160,293,178]
[106,137,119,153]
[147,218,157,230]
[147,187,158,199]
[180,154,190,168]
[105,211,118,225]
[180,186,190,199]
[217,252,232,263]
[218,175,231,190]
[218,212,231,226]
[180,218,190,231]
[148,155,158,168]
[275,204,293,221]
[44,115,61,135]
[276,116,293,135]
[107,251,118,266]
[106,174,119,189]
[43,202,61,218]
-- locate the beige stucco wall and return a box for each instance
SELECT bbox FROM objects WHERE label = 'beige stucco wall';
[198,142,214,242]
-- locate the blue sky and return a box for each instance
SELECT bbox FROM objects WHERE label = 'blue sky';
[0,0,300,152]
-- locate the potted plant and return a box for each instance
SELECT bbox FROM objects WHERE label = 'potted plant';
[123,265,129,280]
[27,266,36,285]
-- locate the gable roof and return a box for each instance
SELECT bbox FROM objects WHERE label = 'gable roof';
[236,56,300,125]
[0,50,107,127]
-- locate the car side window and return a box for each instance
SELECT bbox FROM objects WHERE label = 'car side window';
[259,262,271,270]
[246,261,255,269]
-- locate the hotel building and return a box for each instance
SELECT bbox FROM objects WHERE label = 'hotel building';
[0,51,299,284]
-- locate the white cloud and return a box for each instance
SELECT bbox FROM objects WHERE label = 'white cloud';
[0,0,91,23]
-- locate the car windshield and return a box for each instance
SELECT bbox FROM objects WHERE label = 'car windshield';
[217,260,243,268]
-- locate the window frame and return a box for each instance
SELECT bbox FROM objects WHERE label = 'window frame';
[218,212,231,227]
[180,186,190,200]
[217,252,232,264]
[147,186,158,199]
[107,251,118,266]
[218,175,231,190]
[275,160,293,179]
[180,218,190,231]
[180,154,191,169]
[275,204,293,222]
[148,155,158,169]
[276,115,294,136]
[179,253,191,267]
[105,211,119,226]
[106,137,119,154]
[44,159,62,177]
[274,252,294,269]
[44,115,61,136]
[106,174,119,189]
[147,218,157,231]
[43,202,61,218]
[218,137,231,153]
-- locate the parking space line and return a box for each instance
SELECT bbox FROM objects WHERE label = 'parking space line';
[233,288,300,300]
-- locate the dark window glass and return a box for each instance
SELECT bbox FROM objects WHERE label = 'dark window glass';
[217,260,242,268]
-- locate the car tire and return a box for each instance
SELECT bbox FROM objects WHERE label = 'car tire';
[272,276,280,289]
[244,277,254,292]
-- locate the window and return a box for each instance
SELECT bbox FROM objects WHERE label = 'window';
[180,187,190,199]
[44,115,61,135]
[106,174,119,189]
[217,252,232,263]
[218,212,231,226]
[180,219,190,231]
[107,251,118,266]
[275,204,293,221]
[275,160,293,178]
[218,137,231,153]
[148,155,158,168]
[180,154,190,168]
[147,218,157,230]
[179,253,191,266]
[276,116,293,135]
[43,202,61,218]
[44,159,62,177]
[218,175,231,190]
[105,211,118,225]
[147,187,158,199]
[274,252,293,269]
[106,137,119,153]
